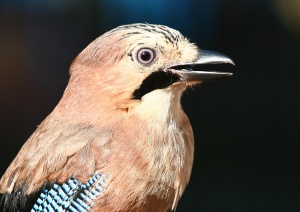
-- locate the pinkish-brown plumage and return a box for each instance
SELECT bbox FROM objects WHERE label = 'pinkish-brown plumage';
[0,23,233,212]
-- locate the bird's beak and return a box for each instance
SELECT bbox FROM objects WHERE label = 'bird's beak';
[168,50,234,82]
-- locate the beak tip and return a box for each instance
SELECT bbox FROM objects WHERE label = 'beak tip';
[199,49,235,66]
[228,59,235,66]
[227,59,235,66]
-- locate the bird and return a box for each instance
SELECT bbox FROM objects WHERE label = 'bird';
[0,23,233,212]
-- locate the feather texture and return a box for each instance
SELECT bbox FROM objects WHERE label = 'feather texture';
[31,173,107,212]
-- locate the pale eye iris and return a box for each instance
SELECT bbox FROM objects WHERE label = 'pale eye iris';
[137,48,155,64]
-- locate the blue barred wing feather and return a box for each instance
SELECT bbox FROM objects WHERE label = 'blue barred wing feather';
[31,173,107,212]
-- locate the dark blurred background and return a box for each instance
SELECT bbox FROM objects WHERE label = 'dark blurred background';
[0,0,299,211]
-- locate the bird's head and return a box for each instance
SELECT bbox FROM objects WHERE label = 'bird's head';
[66,23,233,112]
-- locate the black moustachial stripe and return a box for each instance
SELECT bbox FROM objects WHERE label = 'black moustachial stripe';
[132,70,181,100]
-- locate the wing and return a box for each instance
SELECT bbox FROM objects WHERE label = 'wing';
[0,173,107,212]
[0,114,113,212]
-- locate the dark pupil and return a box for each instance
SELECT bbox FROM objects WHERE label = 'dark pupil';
[141,51,151,61]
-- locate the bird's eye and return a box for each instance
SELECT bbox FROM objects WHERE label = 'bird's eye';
[137,48,156,64]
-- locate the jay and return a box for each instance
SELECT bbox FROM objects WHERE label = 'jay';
[0,23,233,212]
